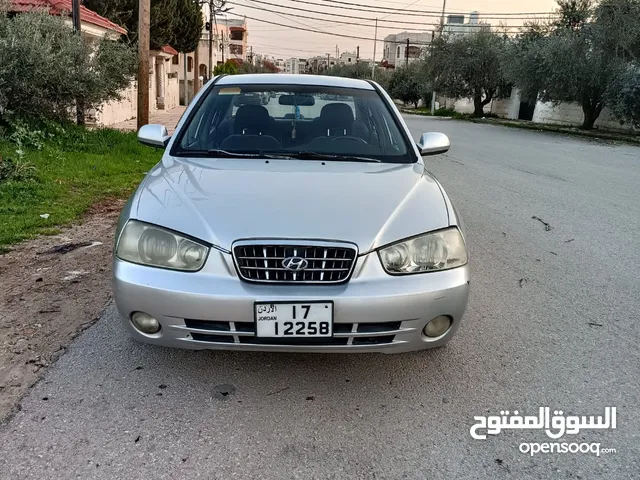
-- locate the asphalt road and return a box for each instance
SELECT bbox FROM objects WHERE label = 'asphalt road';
[1,118,639,480]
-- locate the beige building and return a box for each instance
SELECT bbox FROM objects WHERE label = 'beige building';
[381,31,432,69]
[170,12,249,104]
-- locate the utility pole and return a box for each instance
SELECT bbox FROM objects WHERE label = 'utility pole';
[431,0,447,113]
[327,52,330,72]
[183,53,189,105]
[137,0,150,129]
[71,0,83,125]
[208,0,214,79]
[405,38,409,67]
[194,37,200,95]
[356,45,359,62]
[371,18,377,80]
[440,0,447,25]
[220,31,225,63]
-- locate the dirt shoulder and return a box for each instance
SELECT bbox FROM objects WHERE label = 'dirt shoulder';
[0,200,124,423]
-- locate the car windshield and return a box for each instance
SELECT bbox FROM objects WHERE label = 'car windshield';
[173,83,414,163]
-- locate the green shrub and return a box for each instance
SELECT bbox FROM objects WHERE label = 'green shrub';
[0,155,37,183]
[0,11,137,124]
[433,107,457,117]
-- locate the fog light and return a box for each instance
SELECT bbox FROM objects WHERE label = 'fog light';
[131,312,161,334]
[423,316,452,338]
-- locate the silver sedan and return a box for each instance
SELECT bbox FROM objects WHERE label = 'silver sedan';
[113,74,469,353]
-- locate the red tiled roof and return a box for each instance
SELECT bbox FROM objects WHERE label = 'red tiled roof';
[161,45,178,56]
[9,0,127,35]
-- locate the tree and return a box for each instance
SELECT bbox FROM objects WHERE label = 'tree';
[388,63,423,108]
[607,63,640,128]
[504,0,640,129]
[594,0,640,62]
[261,60,279,73]
[553,0,592,31]
[214,60,238,75]
[0,12,137,123]
[171,0,204,54]
[428,30,509,116]
[537,29,615,129]
[326,62,373,80]
[503,23,547,104]
[84,0,181,50]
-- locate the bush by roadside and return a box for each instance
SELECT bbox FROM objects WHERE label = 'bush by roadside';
[0,10,136,124]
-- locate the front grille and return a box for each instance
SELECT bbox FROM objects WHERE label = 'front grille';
[181,319,401,346]
[233,241,358,284]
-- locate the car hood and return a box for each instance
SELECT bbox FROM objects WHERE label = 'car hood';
[131,157,450,253]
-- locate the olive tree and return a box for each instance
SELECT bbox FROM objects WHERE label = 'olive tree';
[388,62,427,108]
[607,62,640,128]
[0,12,137,123]
[428,30,509,117]
[505,0,640,129]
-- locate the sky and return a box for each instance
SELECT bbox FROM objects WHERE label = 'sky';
[221,0,560,61]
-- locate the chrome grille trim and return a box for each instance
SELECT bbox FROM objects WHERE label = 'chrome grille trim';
[232,239,358,284]
[175,320,405,346]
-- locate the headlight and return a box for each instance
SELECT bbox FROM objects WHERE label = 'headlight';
[378,227,467,274]
[116,220,209,271]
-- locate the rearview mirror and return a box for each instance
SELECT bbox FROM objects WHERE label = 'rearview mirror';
[417,132,450,156]
[138,124,170,148]
[279,94,315,106]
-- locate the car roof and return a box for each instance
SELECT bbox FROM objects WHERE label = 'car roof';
[215,74,376,90]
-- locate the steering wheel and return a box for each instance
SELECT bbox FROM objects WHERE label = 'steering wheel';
[330,135,368,145]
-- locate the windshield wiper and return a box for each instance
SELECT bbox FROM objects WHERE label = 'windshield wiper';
[178,149,292,159]
[280,151,382,163]
[206,149,270,158]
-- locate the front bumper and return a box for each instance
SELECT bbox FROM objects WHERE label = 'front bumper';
[113,249,470,354]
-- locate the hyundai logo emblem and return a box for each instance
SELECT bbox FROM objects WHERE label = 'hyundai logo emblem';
[282,256,309,271]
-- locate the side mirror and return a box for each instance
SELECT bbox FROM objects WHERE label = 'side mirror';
[138,124,171,148]
[417,132,450,156]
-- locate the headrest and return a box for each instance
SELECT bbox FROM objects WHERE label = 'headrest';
[234,105,271,134]
[319,103,354,129]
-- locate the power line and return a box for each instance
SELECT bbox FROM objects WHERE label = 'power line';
[312,0,556,17]
[230,1,438,30]
[232,11,533,44]
[230,0,543,27]
[242,0,330,34]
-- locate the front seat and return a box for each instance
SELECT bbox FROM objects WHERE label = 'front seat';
[313,103,354,137]
[234,105,279,141]
[312,103,369,141]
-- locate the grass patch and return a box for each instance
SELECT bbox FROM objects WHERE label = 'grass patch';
[0,126,162,247]
[466,118,640,145]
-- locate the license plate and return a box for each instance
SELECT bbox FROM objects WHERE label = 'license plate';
[255,302,333,337]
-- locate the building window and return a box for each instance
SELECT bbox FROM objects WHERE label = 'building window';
[187,56,193,72]
[397,46,401,58]
[230,44,243,55]
[230,30,243,41]
[172,55,179,65]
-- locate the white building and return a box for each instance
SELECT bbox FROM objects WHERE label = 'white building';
[307,55,338,73]
[443,12,491,36]
[274,58,286,72]
[339,51,357,65]
[381,31,432,68]
[285,57,308,74]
